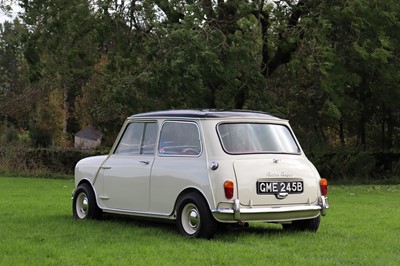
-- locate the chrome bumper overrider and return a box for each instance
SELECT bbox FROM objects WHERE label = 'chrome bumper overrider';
[319,196,329,216]
[212,196,329,222]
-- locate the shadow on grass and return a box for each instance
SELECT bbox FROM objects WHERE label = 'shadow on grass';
[218,225,312,241]
[54,211,309,242]
[99,213,179,235]
[80,213,305,241]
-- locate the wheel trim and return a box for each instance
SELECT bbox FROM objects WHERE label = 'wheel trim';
[181,203,200,235]
[76,192,89,219]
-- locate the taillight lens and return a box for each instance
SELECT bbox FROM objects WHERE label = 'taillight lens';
[320,178,328,196]
[224,180,234,199]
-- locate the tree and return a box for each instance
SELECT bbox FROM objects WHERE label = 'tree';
[0,18,30,127]
[18,0,99,145]
[1,0,399,151]
[315,0,400,149]
[267,0,400,150]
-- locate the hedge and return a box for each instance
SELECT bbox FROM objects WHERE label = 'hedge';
[308,150,400,183]
[0,146,108,176]
[1,146,399,183]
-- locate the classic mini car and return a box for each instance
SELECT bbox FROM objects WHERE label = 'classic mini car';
[72,110,329,238]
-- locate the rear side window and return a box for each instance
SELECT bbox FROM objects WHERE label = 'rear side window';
[218,123,300,154]
[115,122,157,155]
[158,122,201,156]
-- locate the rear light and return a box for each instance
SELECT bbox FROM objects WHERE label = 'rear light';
[224,180,234,199]
[320,178,328,196]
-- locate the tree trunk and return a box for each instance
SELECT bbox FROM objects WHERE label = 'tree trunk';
[339,117,345,146]
[233,87,246,109]
[386,108,394,150]
[381,113,386,150]
[358,114,366,149]
[63,86,68,135]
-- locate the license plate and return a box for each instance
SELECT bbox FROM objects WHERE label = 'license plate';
[256,181,303,194]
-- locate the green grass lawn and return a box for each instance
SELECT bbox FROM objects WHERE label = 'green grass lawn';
[0,177,399,265]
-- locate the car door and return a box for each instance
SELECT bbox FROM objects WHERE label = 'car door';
[150,121,209,215]
[97,121,158,211]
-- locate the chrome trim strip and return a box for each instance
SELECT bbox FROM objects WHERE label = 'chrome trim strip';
[99,196,110,200]
[213,205,322,215]
[102,207,174,220]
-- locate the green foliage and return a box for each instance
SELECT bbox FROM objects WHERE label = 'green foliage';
[29,126,53,147]
[2,124,18,143]
[1,0,400,169]
[262,0,400,151]
[393,161,400,177]
[311,0,400,148]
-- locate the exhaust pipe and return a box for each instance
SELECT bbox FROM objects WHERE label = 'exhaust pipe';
[238,222,249,228]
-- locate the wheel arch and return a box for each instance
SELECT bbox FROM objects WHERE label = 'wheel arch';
[77,178,92,188]
[173,187,212,218]
[75,178,102,210]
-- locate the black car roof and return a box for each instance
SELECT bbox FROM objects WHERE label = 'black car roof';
[129,109,280,119]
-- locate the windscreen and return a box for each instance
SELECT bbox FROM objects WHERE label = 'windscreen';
[217,123,300,154]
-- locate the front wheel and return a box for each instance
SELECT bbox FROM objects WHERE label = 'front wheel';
[72,183,102,220]
[176,193,217,239]
[282,216,320,232]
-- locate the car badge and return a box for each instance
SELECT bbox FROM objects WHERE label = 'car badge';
[276,192,288,199]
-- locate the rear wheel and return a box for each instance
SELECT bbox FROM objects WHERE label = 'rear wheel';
[72,183,102,220]
[282,216,320,232]
[176,193,217,239]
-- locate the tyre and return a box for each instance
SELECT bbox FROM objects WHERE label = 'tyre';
[176,193,217,239]
[282,216,320,232]
[72,183,102,220]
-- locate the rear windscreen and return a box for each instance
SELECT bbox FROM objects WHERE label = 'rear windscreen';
[217,123,300,154]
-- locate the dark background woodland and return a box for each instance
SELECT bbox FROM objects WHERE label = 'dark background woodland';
[0,0,399,182]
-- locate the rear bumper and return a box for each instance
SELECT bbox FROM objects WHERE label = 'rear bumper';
[212,196,329,223]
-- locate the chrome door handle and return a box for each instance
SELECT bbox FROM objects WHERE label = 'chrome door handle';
[139,160,150,165]
[100,166,112,169]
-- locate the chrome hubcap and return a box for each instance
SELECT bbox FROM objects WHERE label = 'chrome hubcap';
[182,203,200,235]
[189,209,199,229]
[76,192,88,219]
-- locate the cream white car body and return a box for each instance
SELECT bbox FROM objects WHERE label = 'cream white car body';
[73,110,329,237]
